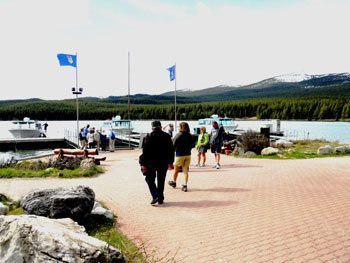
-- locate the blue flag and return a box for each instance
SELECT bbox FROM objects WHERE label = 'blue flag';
[57,53,77,67]
[167,65,176,81]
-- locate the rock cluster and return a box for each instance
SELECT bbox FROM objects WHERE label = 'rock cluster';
[0,215,124,263]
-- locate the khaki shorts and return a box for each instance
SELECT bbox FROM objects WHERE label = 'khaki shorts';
[174,155,191,170]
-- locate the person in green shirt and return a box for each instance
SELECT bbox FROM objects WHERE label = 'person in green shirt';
[195,127,210,167]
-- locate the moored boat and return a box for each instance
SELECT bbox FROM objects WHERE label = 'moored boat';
[193,115,238,134]
[8,117,45,138]
[101,115,133,135]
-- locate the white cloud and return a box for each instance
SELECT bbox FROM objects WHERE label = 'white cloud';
[0,0,349,100]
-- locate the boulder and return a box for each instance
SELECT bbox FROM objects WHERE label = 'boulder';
[21,186,95,222]
[243,151,256,157]
[0,202,9,215]
[275,139,293,147]
[0,215,124,263]
[335,146,350,153]
[261,147,280,156]
[317,145,332,155]
[91,202,114,220]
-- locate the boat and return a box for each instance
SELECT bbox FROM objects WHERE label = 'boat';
[8,117,45,138]
[101,115,134,135]
[193,115,238,134]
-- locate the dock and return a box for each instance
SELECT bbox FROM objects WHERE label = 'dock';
[0,138,78,152]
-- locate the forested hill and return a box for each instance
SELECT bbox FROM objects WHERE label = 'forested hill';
[0,97,350,121]
[1,72,350,121]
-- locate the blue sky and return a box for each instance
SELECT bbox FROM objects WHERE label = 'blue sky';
[0,0,349,99]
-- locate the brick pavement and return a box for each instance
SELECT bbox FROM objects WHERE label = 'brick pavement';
[0,150,349,262]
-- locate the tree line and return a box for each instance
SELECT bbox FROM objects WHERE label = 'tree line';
[0,97,349,121]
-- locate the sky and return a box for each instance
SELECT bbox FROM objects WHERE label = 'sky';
[0,0,350,100]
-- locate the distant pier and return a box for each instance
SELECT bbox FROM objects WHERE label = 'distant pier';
[0,138,78,152]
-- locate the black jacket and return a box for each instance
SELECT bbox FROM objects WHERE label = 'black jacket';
[173,132,195,157]
[139,129,174,168]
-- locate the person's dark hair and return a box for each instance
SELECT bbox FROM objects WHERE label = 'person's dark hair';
[151,120,162,131]
[179,122,190,133]
[151,120,161,128]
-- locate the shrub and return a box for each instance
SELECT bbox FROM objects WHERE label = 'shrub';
[239,130,269,154]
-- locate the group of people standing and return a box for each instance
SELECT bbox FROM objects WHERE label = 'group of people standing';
[139,120,225,205]
[79,124,116,152]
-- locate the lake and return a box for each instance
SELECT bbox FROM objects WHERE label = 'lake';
[1,119,349,160]
[1,119,350,142]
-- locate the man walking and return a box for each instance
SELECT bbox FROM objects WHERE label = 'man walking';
[139,121,174,205]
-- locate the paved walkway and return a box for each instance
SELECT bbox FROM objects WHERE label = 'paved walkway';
[1,150,350,262]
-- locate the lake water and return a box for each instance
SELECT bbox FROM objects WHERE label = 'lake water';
[1,119,350,160]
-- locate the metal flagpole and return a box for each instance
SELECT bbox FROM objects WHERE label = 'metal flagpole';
[174,63,177,132]
[128,52,131,148]
[75,52,79,145]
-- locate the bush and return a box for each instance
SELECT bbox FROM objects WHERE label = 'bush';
[239,130,269,154]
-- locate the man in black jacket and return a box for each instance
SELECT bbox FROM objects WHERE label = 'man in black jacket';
[139,121,174,205]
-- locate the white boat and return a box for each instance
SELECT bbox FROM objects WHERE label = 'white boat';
[9,117,45,138]
[101,115,134,135]
[193,114,238,134]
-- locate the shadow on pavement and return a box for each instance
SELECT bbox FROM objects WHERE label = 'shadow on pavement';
[189,187,251,193]
[190,164,262,173]
[161,200,238,208]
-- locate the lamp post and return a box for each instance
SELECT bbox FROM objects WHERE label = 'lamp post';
[72,87,83,145]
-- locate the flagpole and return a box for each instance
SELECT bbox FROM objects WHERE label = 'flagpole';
[174,63,177,132]
[128,51,131,148]
[75,52,79,145]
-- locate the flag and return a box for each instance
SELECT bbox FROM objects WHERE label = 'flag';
[57,53,77,67]
[167,65,176,81]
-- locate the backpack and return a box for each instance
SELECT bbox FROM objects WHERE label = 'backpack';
[110,131,116,140]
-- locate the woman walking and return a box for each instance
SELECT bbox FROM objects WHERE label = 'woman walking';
[168,122,195,192]
[195,127,209,167]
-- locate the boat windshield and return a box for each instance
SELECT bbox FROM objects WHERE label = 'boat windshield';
[219,119,234,125]
[198,119,213,125]
[112,120,133,128]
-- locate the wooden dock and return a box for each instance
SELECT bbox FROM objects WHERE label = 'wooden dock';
[0,138,78,152]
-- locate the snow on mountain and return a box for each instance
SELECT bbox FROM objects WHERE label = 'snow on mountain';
[273,73,350,83]
[273,73,313,82]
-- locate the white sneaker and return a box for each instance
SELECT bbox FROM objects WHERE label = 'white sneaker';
[215,164,220,169]
[200,164,205,167]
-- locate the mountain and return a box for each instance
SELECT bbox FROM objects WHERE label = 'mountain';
[161,72,350,101]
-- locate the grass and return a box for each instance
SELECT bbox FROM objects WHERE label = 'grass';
[85,215,177,262]
[0,163,104,178]
[236,139,350,159]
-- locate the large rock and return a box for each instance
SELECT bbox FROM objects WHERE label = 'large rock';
[0,215,124,263]
[274,139,293,147]
[21,186,95,222]
[317,145,332,155]
[261,147,280,156]
[335,145,350,153]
